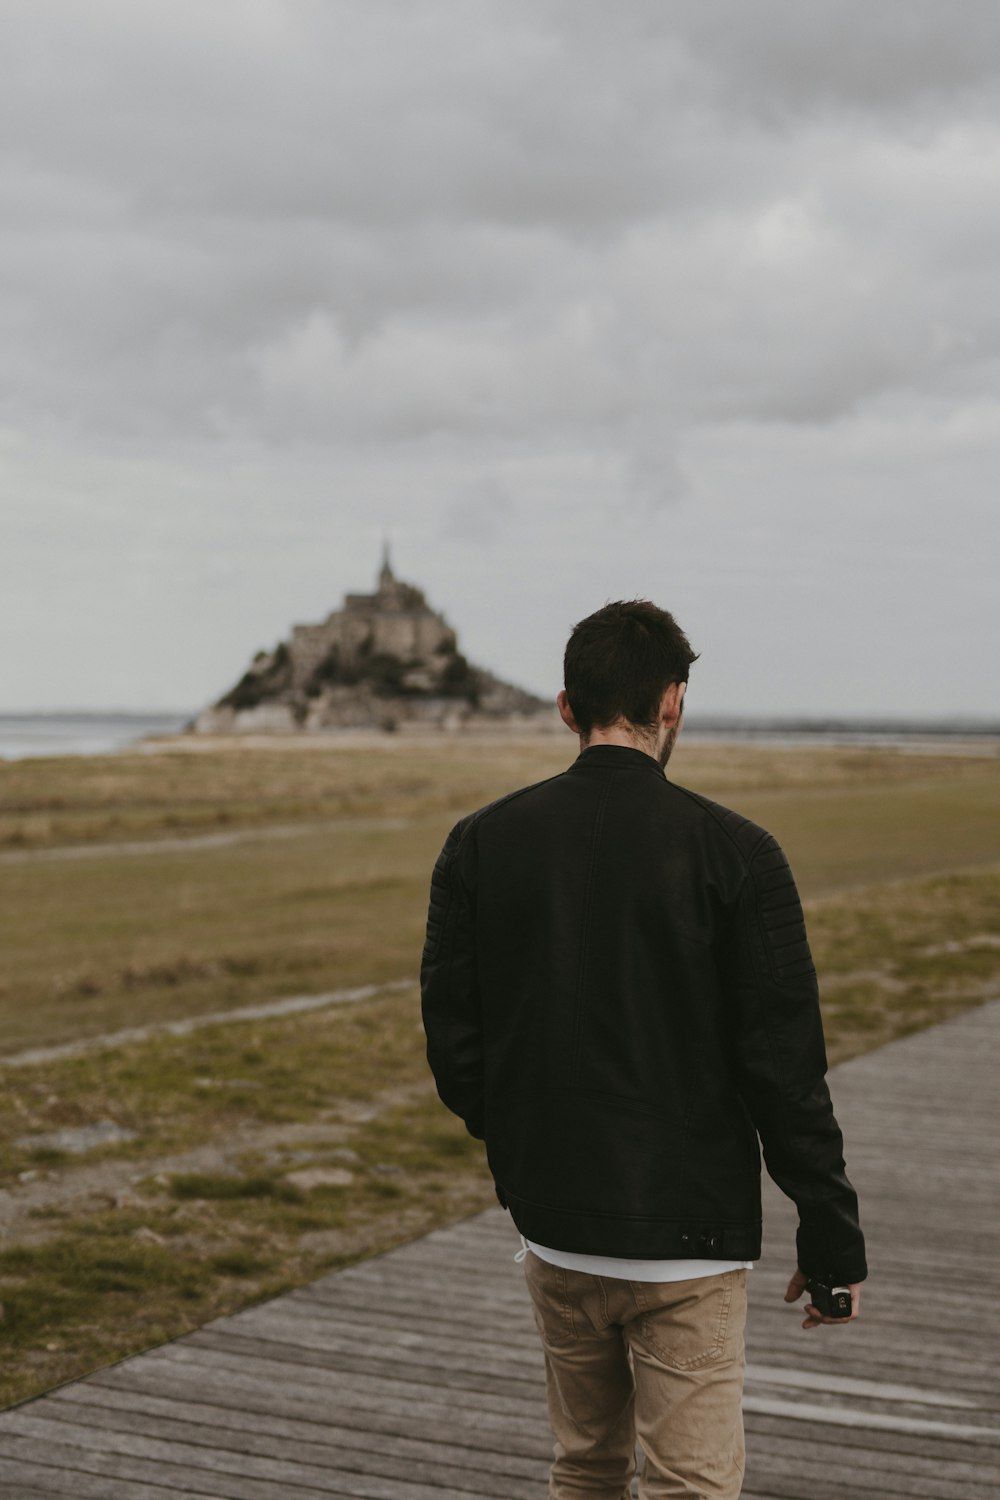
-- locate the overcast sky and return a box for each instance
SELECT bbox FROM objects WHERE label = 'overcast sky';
[2,0,998,717]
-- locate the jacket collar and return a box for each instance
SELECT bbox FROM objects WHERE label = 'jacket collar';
[571,744,665,777]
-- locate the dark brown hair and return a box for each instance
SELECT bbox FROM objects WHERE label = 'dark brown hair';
[563,599,698,736]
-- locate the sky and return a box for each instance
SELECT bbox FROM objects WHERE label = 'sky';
[1,0,998,718]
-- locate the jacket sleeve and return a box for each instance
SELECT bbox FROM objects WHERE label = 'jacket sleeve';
[728,833,868,1286]
[420,818,485,1139]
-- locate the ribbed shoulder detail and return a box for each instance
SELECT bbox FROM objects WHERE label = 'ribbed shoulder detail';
[667,782,771,869]
[746,835,816,982]
[667,783,813,981]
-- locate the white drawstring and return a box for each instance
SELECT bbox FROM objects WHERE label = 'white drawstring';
[513,1233,530,1264]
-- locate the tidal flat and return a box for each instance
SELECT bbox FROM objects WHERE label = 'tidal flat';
[0,733,997,1406]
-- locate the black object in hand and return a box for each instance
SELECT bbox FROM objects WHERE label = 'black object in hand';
[808,1280,853,1318]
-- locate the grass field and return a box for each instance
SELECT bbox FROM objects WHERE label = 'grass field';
[0,732,997,1407]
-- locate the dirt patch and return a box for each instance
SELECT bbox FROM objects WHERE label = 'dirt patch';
[0,1080,429,1248]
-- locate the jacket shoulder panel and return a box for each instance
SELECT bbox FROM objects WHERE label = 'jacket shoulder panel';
[667,782,771,866]
[423,773,565,960]
[668,783,813,984]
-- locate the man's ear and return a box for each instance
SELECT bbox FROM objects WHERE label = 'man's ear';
[660,681,685,726]
[557,690,581,735]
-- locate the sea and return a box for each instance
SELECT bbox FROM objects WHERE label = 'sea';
[683,716,999,753]
[0,711,996,761]
[0,712,191,761]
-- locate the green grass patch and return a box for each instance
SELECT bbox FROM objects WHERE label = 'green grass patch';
[168,1173,304,1203]
[810,867,1000,1063]
[207,1249,275,1277]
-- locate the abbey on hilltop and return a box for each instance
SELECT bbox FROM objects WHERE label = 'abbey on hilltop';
[192,547,550,734]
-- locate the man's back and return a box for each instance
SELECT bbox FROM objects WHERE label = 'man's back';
[423,742,865,1280]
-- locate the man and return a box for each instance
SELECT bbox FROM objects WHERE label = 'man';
[421,600,866,1500]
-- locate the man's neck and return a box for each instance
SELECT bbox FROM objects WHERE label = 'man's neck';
[580,726,659,762]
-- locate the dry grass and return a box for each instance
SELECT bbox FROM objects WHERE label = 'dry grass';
[0,734,574,850]
[1,729,993,849]
[809,868,1000,1062]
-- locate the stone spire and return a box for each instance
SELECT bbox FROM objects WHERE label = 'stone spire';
[378,539,395,594]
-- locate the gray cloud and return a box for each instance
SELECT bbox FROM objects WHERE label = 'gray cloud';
[1,0,998,714]
[4,2,999,445]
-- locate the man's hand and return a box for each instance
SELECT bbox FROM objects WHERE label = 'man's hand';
[784,1267,861,1330]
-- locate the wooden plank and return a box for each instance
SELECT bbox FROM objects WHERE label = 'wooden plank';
[744,1417,1000,1476]
[0,1424,495,1500]
[50,1380,555,1461]
[289,1288,543,1341]
[0,1483,83,1500]
[64,1387,543,1461]
[223,1302,543,1371]
[100,1340,546,1421]
[742,1460,999,1500]
[41,1380,548,1464]
[0,1458,221,1499]
[293,1282,519,1314]
[26,1404,547,1495]
[182,1327,545,1399]
[307,1261,528,1300]
[235,1283,535,1337]
[739,1465,992,1500]
[743,1452,1000,1500]
[748,1323,998,1385]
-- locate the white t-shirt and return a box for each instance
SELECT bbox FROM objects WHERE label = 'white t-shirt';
[524,1237,752,1282]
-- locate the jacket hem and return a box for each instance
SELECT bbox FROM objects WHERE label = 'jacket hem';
[502,1187,763,1262]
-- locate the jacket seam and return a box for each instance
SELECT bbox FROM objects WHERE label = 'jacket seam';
[570,771,614,1081]
[449,771,568,856]
[668,780,771,872]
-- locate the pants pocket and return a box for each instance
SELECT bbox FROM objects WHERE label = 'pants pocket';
[633,1270,746,1371]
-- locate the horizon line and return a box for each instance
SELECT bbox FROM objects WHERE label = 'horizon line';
[1,707,998,732]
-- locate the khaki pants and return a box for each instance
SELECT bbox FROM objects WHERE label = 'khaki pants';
[523,1253,747,1499]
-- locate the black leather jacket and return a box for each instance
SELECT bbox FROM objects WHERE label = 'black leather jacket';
[421,744,867,1285]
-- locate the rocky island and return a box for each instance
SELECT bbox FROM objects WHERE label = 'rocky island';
[192,549,550,735]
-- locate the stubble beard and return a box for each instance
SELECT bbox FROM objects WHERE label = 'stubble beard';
[657,719,680,770]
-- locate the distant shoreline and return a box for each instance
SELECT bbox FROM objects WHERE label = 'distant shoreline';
[0,710,996,761]
[0,711,190,761]
[682,717,1000,755]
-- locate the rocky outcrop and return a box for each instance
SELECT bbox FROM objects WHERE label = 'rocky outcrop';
[192,550,550,734]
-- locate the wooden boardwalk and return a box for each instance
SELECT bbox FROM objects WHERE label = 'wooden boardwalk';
[1,1000,998,1499]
